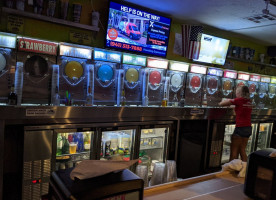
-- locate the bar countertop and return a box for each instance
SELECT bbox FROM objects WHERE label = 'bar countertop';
[144,171,251,200]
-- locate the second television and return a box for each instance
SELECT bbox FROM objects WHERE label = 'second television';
[105,1,171,58]
[193,34,230,65]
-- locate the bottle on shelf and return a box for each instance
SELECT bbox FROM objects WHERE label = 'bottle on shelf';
[7,84,17,105]
[56,133,63,156]
[84,132,91,151]
[161,92,168,107]
[172,93,179,107]
[62,134,69,154]
[120,88,126,106]
[53,86,60,106]
[85,86,93,106]
[179,89,185,107]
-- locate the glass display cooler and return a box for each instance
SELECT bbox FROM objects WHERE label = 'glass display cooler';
[0,32,17,105]
[221,69,237,100]
[184,64,207,107]
[99,126,137,162]
[208,122,273,169]
[204,67,223,107]
[93,48,121,106]
[221,123,258,164]
[166,61,189,107]
[256,123,273,151]
[248,74,260,107]
[54,129,96,171]
[267,77,276,109]
[142,58,168,106]
[137,125,170,184]
[257,76,270,109]
[118,53,147,106]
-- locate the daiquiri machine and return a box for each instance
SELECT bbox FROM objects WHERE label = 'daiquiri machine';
[0,32,16,104]
[266,76,276,109]
[58,43,93,106]
[236,71,250,87]
[204,67,223,107]
[166,61,189,107]
[257,75,270,109]
[117,53,147,106]
[142,57,168,106]
[221,69,237,101]
[248,74,260,106]
[16,37,58,105]
[93,48,121,106]
[184,64,207,107]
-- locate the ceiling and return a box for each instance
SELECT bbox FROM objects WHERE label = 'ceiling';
[124,0,276,46]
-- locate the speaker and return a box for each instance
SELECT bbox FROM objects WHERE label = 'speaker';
[267,46,276,57]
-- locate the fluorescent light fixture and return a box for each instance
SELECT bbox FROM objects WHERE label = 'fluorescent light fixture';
[190,64,207,74]
[207,67,223,77]
[147,58,168,69]
[169,61,189,72]
[238,72,250,81]
[250,74,260,82]
[224,70,237,79]
[60,44,92,59]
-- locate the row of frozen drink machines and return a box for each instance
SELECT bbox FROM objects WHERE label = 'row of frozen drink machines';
[1,31,276,108]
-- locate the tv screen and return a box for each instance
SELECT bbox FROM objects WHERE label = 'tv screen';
[105,1,171,58]
[193,34,230,65]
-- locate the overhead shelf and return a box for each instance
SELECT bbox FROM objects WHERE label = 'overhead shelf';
[227,56,276,68]
[1,7,100,32]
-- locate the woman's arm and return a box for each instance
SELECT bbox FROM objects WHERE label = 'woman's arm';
[219,99,232,106]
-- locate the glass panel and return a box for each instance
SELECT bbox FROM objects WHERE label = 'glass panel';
[222,123,257,164]
[101,129,134,161]
[246,124,258,155]
[256,123,273,151]
[55,131,93,170]
[139,127,167,179]
[222,124,235,164]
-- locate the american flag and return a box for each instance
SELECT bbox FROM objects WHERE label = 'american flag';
[182,25,203,59]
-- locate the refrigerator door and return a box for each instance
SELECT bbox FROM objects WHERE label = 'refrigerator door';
[246,124,258,155]
[54,129,95,171]
[221,123,258,164]
[138,127,168,176]
[256,123,273,151]
[100,128,136,161]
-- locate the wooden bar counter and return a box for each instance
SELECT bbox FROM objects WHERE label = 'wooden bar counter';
[144,171,251,200]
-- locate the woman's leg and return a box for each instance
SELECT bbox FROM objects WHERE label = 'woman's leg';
[230,134,242,161]
[240,137,249,162]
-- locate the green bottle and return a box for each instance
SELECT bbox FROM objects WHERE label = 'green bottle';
[62,134,69,154]
[56,134,63,156]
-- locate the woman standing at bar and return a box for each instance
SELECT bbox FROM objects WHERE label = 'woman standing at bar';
[219,85,252,162]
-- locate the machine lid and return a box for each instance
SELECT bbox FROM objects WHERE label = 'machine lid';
[65,61,84,79]
[97,64,114,82]
[25,55,48,77]
[0,53,6,71]
[149,70,161,85]
[125,67,139,83]
[249,83,256,93]
[223,80,232,90]
[207,77,218,89]
[170,73,182,87]
[190,75,201,88]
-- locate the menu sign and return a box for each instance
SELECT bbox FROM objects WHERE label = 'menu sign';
[18,38,58,55]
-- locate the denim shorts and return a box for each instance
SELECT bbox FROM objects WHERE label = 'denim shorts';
[233,126,252,138]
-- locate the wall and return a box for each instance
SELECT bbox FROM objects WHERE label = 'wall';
[0,0,275,75]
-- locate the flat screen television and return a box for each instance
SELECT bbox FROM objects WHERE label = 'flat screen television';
[193,34,230,65]
[105,1,171,58]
